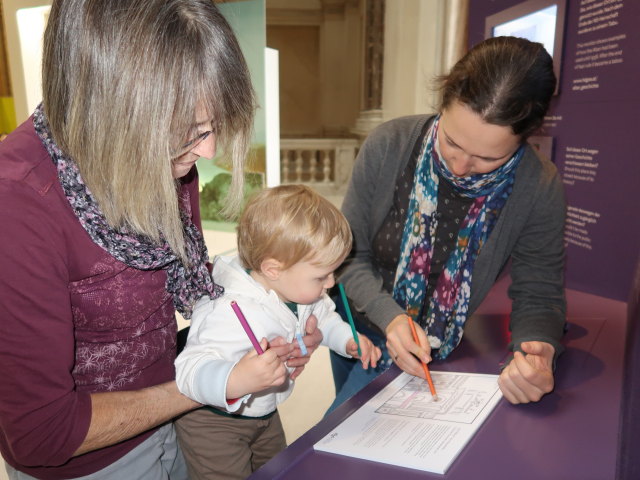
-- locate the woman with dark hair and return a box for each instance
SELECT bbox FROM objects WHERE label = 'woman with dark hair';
[0,1,319,478]
[330,36,566,411]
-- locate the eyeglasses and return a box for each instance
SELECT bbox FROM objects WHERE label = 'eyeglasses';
[172,129,214,159]
[181,130,213,151]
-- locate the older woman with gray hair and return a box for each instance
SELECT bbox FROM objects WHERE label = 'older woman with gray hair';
[0,1,320,478]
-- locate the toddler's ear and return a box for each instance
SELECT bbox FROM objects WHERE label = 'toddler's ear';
[260,258,283,281]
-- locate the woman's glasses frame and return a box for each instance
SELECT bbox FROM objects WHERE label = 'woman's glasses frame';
[172,130,213,159]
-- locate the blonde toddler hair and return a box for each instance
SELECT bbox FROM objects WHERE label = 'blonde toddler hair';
[237,185,352,271]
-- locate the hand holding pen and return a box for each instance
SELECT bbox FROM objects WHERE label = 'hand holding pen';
[226,301,287,399]
[268,314,324,381]
[407,318,438,401]
[385,313,439,400]
[346,333,382,369]
[338,284,382,369]
[226,338,288,399]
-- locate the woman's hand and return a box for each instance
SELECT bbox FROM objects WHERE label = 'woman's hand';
[268,314,324,380]
[347,333,382,369]
[267,337,295,363]
[498,341,555,404]
[385,314,432,379]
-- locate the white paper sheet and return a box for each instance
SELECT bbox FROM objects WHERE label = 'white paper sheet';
[314,371,503,474]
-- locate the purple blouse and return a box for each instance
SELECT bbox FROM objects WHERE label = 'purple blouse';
[0,118,202,479]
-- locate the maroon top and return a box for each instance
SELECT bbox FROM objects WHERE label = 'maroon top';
[0,119,202,479]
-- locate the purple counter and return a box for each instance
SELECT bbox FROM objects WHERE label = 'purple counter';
[250,280,626,479]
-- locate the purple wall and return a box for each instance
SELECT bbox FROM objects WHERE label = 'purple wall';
[469,0,640,301]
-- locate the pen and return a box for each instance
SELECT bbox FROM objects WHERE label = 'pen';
[230,300,264,355]
[407,317,438,401]
[295,333,308,356]
[338,283,361,357]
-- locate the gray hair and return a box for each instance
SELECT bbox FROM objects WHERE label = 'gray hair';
[43,0,256,259]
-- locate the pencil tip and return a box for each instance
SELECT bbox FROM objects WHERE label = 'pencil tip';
[432,394,439,402]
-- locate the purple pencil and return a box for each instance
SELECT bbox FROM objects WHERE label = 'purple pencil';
[230,300,264,354]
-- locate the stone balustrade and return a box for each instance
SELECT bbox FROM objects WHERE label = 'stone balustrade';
[280,138,359,198]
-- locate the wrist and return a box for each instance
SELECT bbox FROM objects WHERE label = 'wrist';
[226,367,249,399]
[157,381,201,410]
[385,313,410,335]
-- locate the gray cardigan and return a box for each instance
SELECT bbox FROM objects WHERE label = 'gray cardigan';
[340,115,567,354]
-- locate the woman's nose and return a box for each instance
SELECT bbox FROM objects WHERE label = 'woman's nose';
[449,154,473,177]
[191,132,217,160]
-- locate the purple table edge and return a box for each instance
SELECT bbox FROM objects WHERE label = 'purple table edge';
[249,278,626,480]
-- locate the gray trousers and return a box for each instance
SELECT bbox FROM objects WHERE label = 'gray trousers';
[5,423,187,480]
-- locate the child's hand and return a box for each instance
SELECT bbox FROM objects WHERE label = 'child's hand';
[226,338,288,399]
[346,333,382,370]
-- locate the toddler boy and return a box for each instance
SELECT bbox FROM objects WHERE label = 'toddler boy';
[175,184,381,479]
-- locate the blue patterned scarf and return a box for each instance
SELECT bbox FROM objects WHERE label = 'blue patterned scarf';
[393,116,523,359]
[33,104,222,318]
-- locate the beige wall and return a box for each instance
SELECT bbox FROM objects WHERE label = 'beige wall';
[268,25,322,137]
[383,0,445,121]
[317,2,362,137]
[267,0,462,138]
[267,0,362,138]
[0,8,11,97]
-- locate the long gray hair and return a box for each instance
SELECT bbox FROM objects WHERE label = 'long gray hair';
[43,0,256,260]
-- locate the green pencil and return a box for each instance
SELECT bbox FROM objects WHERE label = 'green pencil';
[338,283,361,357]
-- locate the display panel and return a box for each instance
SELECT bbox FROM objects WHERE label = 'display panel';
[485,0,566,94]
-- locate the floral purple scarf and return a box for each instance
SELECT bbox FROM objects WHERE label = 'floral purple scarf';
[393,115,523,359]
[33,104,222,318]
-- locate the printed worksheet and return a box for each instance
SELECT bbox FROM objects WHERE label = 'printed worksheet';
[314,371,503,474]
